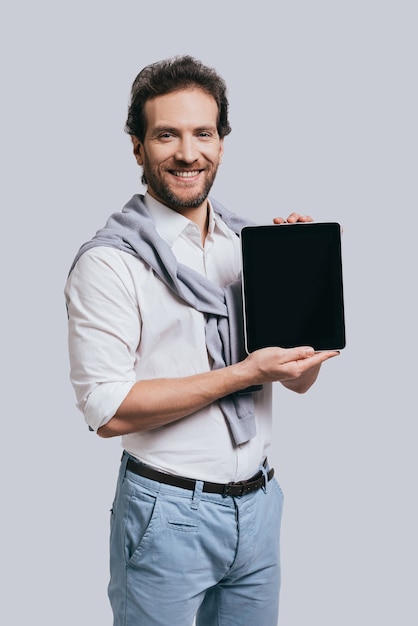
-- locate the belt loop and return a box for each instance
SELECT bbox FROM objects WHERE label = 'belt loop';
[190,480,204,510]
[119,451,130,486]
[260,463,268,494]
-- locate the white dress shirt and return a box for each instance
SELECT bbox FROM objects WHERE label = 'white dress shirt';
[65,194,272,482]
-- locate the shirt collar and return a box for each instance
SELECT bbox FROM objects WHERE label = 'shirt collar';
[143,192,218,247]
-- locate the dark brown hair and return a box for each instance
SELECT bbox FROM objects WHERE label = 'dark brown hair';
[125,55,232,142]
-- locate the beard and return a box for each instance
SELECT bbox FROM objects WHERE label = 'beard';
[141,157,219,210]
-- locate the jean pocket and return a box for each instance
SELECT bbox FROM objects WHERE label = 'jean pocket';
[166,518,199,533]
[126,491,159,566]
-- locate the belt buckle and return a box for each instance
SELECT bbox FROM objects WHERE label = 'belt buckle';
[222,481,245,497]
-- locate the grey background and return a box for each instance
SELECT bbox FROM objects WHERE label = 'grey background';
[2,1,417,624]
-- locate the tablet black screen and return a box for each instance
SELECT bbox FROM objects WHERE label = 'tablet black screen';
[241,223,346,352]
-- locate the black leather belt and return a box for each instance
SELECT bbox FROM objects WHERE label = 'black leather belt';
[126,457,274,497]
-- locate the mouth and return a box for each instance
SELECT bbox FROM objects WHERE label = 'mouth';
[169,170,202,178]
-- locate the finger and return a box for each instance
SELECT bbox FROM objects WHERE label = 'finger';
[286,213,314,223]
[289,348,340,369]
[306,350,340,365]
[272,217,286,224]
[278,346,315,363]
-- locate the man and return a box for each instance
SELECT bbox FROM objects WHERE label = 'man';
[65,55,339,626]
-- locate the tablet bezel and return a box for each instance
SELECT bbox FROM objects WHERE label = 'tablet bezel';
[241,222,346,353]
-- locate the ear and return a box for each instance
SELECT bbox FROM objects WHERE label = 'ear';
[132,136,144,166]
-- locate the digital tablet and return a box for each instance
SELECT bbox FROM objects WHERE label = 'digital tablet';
[241,222,346,352]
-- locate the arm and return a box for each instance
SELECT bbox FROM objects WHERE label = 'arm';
[66,248,338,439]
[98,346,338,437]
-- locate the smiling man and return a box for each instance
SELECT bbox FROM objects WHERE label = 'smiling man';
[132,88,223,224]
[65,55,339,626]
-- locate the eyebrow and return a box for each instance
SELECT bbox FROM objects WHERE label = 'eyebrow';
[149,124,218,135]
[150,126,176,134]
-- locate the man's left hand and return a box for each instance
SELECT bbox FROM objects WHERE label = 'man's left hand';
[273,213,313,224]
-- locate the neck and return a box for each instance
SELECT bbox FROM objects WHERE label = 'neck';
[181,202,209,244]
[147,190,209,243]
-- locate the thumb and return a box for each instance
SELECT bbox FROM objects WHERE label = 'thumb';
[281,346,315,363]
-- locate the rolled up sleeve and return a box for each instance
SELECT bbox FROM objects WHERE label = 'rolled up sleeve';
[64,248,141,431]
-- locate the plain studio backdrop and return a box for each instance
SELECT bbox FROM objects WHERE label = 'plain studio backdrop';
[1,2,416,624]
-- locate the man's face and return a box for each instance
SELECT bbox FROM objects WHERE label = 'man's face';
[132,88,224,214]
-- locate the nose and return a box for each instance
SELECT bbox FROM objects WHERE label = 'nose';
[175,136,198,164]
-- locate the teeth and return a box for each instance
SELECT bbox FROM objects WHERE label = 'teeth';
[172,171,199,177]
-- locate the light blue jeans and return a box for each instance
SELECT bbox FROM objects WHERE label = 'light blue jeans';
[108,453,284,626]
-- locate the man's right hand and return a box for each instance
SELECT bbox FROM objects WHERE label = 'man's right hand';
[240,345,340,394]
